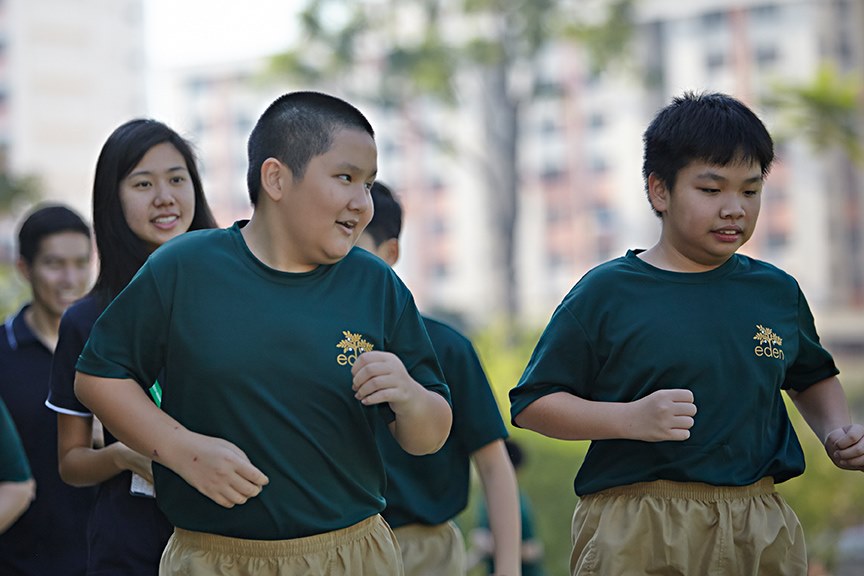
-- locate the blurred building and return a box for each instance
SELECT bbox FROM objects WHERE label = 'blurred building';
[155,0,864,357]
[0,0,146,229]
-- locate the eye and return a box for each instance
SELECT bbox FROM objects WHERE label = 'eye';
[743,189,760,197]
[170,175,186,185]
[364,181,374,192]
[337,174,352,183]
[699,187,720,194]
[132,180,152,189]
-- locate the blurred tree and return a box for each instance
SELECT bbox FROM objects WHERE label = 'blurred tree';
[767,63,863,164]
[767,63,864,307]
[269,0,634,326]
[0,172,39,213]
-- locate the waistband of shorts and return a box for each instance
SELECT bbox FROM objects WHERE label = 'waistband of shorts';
[172,514,384,556]
[392,521,454,539]
[588,477,775,501]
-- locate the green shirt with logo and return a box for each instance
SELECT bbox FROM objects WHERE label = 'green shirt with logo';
[78,222,449,539]
[510,250,838,496]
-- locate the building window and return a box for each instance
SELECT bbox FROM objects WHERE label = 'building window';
[702,10,728,30]
[705,51,726,71]
[754,45,778,66]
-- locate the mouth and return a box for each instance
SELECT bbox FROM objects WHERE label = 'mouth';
[712,227,743,242]
[152,214,180,229]
[336,220,358,233]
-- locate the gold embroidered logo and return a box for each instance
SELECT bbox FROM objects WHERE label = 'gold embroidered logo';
[336,330,374,366]
[753,324,784,360]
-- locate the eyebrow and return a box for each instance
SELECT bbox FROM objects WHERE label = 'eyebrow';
[128,166,189,178]
[695,172,763,185]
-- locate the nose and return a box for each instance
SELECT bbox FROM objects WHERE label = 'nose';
[153,181,176,206]
[349,185,372,213]
[720,195,745,219]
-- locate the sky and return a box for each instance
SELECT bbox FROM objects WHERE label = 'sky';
[144,0,301,70]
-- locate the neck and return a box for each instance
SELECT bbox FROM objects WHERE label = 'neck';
[23,304,60,351]
[240,210,316,273]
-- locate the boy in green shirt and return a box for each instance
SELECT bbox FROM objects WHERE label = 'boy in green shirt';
[510,92,864,575]
[356,182,521,576]
[75,91,452,575]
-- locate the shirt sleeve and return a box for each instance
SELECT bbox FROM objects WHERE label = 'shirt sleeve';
[47,309,93,416]
[0,398,31,482]
[76,263,169,392]
[509,301,599,425]
[386,299,450,407]
[782,287,840,392]
[442,330,507,454]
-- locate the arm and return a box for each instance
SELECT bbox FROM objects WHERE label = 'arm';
[788,376,864,471]
[75,373,270,507]
[351,350,452,455]
[57,413,154,486]
[514,389,697,442]
[0,479,34,534]
[472,439,521,576]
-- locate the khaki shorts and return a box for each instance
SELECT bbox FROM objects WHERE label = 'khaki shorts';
[393,521,465,576]
[571,478,806,576]
[159,514,403,575]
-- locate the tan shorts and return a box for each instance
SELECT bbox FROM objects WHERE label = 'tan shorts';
[570,478,806,576]
[392,521,466,576]
[159,514,403,576]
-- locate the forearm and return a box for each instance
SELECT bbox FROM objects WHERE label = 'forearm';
[0,480,34,534]
[390,389,452,455]
[789,377,850,442]
[474,441,521,576]
[75,373,192,472]
[514,391,634,441]
[57,414,129,486]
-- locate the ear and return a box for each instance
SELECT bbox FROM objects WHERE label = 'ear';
[647,172,670,215]
[260,158,289,203]
[16,258,31,282]
[378,238,400,267]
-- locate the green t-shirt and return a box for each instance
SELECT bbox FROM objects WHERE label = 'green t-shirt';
[510,250,839,496]
[0,397,30,482]
[78,223,449,539]
[378,317,507,528]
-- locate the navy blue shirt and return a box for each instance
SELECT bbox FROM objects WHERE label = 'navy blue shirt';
[47,295,173,576]
[0,305,96,576]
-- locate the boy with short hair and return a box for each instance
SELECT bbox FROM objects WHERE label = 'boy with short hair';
[0,204,95,574]
[510,92,864,575]
[356,182,521,576]
[74,91,452,575]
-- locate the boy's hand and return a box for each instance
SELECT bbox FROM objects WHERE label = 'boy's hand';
[170,432,270,508]
[824,424,864,471]
[627,389,696,442]
[351,350,423,413]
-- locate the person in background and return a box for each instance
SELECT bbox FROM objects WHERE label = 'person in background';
[510,92,864,575]
[356,181,521,576]
[470,439,546,576]
[0,203,95,575]
[46,119,218,575]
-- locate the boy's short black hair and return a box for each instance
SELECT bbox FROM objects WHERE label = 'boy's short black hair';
[365,181,402,246]
[17,204,91,264]
[246,91,375,205]
[642,91,775,217]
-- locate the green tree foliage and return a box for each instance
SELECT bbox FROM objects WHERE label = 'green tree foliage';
[269,0,634,323]
[767,63,863,164]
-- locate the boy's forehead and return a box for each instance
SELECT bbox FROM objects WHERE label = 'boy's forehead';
[683,157,763,178]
